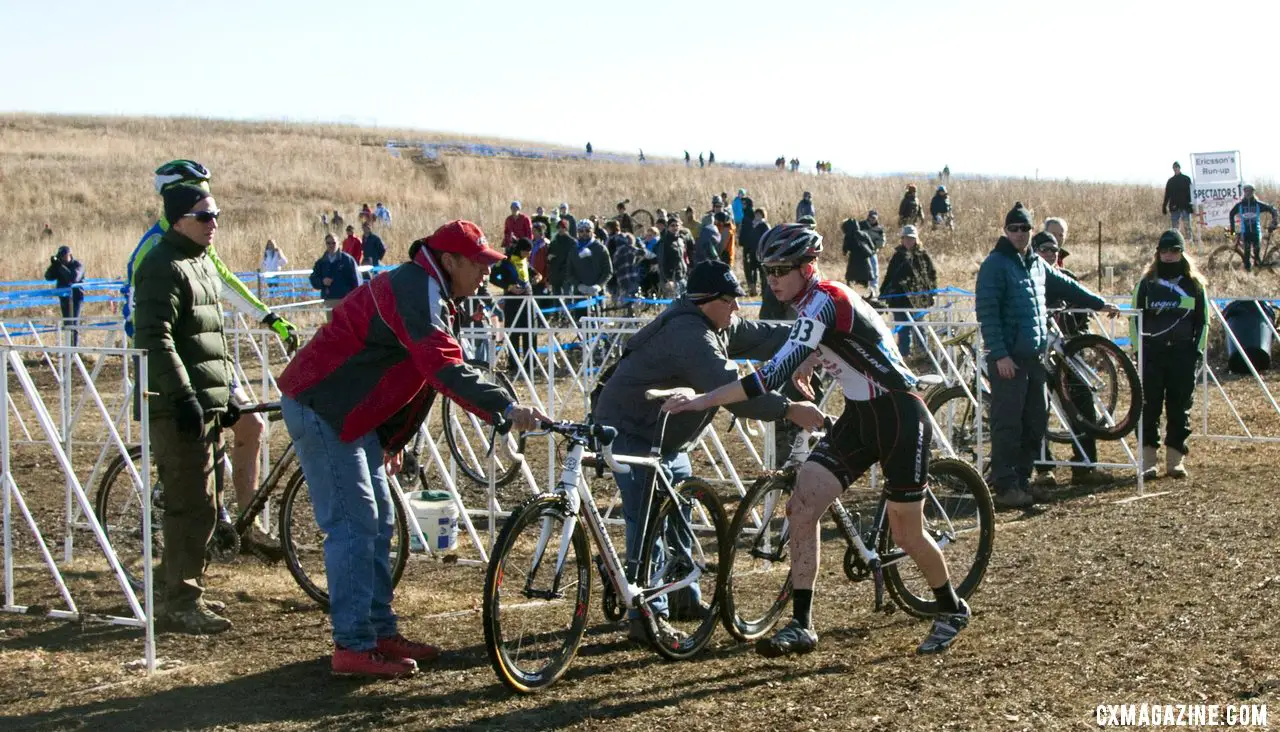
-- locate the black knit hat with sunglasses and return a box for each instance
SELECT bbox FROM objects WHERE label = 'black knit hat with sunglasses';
[163,184,211,226]
[686,260,746,304]
[1004,202,1033,228]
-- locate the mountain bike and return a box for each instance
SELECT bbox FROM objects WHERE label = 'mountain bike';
[719,413,994,642]
[1208,228,1277,271]
[927,314,1141,450]
[482,399,728,694]
[94,403,410,608]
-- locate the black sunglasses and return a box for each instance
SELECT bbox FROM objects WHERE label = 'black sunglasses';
[183,209,221,223]
[1006,224,1032,233]
[762,264,799,278]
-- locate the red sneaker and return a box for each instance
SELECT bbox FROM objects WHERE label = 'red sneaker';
[331,647,418,679]
[376,633,442,665]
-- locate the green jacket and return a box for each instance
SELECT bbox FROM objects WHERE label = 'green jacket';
[132,229,231,417]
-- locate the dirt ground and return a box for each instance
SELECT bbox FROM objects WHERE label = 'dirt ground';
[3,336,1280,731]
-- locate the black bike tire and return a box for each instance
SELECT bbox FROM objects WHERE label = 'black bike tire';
[278,467,410,609]
[636,477,727,660]
[719,472,795,642]
[482,494,591,694]
[1054,334,1143,441]
[881,457,995,619]
[1208,244,1243,271]
[442,363,520,488]
[630,209,655,231]
[94,445,154,591]
[925,385,999,461]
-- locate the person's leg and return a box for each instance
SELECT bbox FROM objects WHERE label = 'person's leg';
[1163,348,1197,466]
[228,386,264,512]
[153,414,218,610]
[611,434,657,620]
[869,256,880,298]
[986,359,1029,498]
[1019,359,1049,495]
[893,309,912,357]
[658,452,701,612]
[1141,351,1167,449]
[281,396,379,652]
[361,430,398,640]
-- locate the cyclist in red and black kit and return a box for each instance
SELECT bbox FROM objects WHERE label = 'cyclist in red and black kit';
[663,223,971,657]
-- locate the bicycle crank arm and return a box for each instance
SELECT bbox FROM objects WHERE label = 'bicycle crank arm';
[870,558,887,613]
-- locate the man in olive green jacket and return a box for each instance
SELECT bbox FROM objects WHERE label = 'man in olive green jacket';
[133,184,233,634]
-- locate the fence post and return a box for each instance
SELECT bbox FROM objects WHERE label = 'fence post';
[1097,221,1103,292]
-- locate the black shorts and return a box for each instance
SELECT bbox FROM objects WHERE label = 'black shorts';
[807,390,931,502]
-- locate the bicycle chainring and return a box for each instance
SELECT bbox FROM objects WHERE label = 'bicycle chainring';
[843,544,871,583]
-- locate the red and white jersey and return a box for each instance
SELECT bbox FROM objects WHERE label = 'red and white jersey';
[743,279,917,401]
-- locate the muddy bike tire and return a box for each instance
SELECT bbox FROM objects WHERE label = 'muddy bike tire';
[636,477,727,660]
[278,467,410,609]
[880,457,995,619]
[1053,334,1142,441]
[442,362,520,488]
[483,494,591,694]
[719,471,795,642]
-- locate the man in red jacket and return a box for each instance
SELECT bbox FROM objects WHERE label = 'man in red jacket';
[503,200,533,246]
[341,224,363,264]
[279,220,549,680]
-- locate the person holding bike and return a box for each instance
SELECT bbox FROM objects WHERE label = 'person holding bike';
[663,223,972,657]
[1228,184,1278,271]
[124,160,298,560]
[594,260,823,642]
[930,186,953,230]
[278,220,549,679]
[976,203,1118,509]
[1129,230,1209,480]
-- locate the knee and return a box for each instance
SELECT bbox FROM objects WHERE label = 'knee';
[233,413,265,448]
[788,463,841,525]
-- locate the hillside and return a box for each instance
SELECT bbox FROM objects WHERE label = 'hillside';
[0,114,1263,298]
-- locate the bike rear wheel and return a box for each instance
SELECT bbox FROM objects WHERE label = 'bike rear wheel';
[636,477,727,660]
[1054,334,1142,441]
[719,471,794,642]
[483,494,591,694]
[278,467,410,609]
[94,445,160,591]
[442,362,520,488]
[630,209,655,231]
[881,457,995,619]
[926,385,993,467]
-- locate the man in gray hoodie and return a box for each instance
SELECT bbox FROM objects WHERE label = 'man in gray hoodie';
[593,260,823,642]
[565,219,613,296]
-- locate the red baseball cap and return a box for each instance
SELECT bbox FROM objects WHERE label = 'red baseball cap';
[426,220,504,264]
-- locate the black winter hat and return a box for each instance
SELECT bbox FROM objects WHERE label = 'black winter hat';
[686,260,746,303]
[1157,230,1185,251]
[163,184,210,226]
[1004,202,1033,228]
[1031,231,1059,251]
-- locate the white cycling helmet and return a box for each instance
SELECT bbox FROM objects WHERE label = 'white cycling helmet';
[153,159,211,193]
[759,223,823,265]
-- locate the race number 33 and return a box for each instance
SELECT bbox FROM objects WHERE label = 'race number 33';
[789,317,825,347]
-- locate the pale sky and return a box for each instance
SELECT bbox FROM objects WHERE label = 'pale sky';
[3,0,1276,184]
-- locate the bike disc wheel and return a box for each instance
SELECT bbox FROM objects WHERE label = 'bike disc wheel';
[636,477,727,660]
[1054,334,1142,441]
[719,471,794,642]
[278,467,410,609]
[483,494,591,694]
[94,445,160,591]
[442,363,520,488]
[881,458,995,619]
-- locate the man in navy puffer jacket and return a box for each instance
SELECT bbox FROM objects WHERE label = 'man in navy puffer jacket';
[975,203,1118,509]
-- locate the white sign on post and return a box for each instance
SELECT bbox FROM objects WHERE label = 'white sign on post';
[1191,150,1243,228]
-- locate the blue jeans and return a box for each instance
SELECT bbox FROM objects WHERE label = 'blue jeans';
[1169,209,1192,238]
[892,309,914,357]
[281,396,397,650]
[610,432,696,619]
[869,255,880,294]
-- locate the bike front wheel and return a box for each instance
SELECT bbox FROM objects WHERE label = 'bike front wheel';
[636,477,727,660]
[94,445,160,591]
[719,471,795,642]
[1053,334,1142,441]
[278,467,410,609]
[483,494,591,694]
[881,458,995,619]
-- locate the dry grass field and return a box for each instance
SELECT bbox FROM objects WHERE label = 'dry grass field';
[2,113,1274,301]
[2,115,1279,731]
